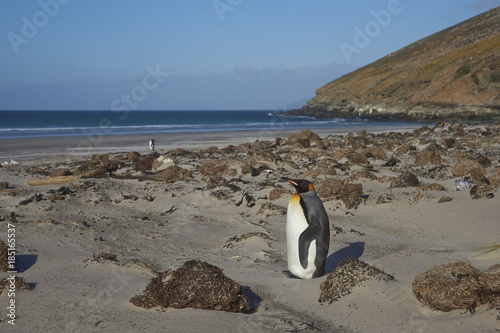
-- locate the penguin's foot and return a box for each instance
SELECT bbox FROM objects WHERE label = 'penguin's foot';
[282,270,300,279]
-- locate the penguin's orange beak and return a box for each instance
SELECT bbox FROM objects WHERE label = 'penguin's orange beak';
[286,179,298,186]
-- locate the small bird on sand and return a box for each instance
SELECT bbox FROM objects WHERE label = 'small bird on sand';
[284,178,330,279]
[149,139,155,151]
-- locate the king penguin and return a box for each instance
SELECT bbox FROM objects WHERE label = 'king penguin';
[284,178,330,279]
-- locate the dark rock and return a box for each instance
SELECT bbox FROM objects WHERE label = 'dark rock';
[289,129,321,143]
[49,168,71,177]
[202,175,227,189]
[156,166,192,183]
[395,143,416,156]
[383,157,400,167]
[0,240,9,272]
[251,166,267,177]
[130,260,250,313]
[316,178,344,201]
[142,195,154,202]
[25,166,50,176]
[390,172,421,188]
[452,159,486,177]
[91,154,110,162]
[470,184,495,199]
[19,193,44,205]
[413,126,431,137]
[348,170,378,182]
[235,192,256,207]
[439,138,458,149]
[127,151,140,160]
[469,168,490,185]
[204,146,219,154]
[199,160,230,176]
[474,155,492,168]
[414,150,442,166]
[297,138,311,148]
[412,262,500,313]
[121,194,138,201]
[344,134,368,149]
[303,161,337,179]
[346,152,369,165]
[361,147,387,160]
[75,158,119,177]
[387,132,404,140]
[319,258,394,303]
[133,156,154,172]
[340,183,363,209]
[0,182,8,189]
[489,170,500,187]
[221,145,238,155]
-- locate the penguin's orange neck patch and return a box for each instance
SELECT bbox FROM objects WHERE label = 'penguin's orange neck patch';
[308,184,314,191]
[291,192,301,202]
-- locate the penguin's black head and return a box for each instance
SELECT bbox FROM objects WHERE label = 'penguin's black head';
[283,178,314,193]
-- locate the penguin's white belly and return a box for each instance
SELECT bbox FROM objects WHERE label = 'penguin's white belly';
[286,198,317,279]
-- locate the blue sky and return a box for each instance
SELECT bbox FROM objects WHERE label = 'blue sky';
[0,0,498,110]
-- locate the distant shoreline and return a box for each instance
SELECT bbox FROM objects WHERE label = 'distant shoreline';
[0,124,426,162]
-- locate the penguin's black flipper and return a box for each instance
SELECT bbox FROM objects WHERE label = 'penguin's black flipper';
[298,223,321,269]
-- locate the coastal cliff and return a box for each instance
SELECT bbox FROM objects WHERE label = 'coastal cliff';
[288,7,500,121]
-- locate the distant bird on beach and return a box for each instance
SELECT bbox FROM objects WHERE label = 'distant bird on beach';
[149,139,155,151]
[284,178,330,279]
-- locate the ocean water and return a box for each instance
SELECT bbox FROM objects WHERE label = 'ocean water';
[0,110,414,139]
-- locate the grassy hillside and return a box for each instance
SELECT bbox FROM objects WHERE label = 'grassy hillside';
[289,7,500,121]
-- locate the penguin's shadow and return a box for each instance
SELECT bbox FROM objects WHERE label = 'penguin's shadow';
[325,242,365,272]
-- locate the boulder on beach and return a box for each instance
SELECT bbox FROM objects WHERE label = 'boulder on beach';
[155,165,192,183]
[75,154,119,177]
[469,184,495,199]
[289,129,321,144]
[127,151,140,160]
[412,262,500,313]
[340,183,364,209]
[130,260,250,313]
[133,155,154,172]
[390,172,421,188]
[319,258,394,304]
[452,159,486,177]
[414,150,442,166]
[303,161,337,179]
[315,178,344,201]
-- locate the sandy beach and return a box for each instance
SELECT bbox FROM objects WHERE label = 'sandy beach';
[1,122,499,332]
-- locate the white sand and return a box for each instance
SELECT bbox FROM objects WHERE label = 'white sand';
[0,123,499,332]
